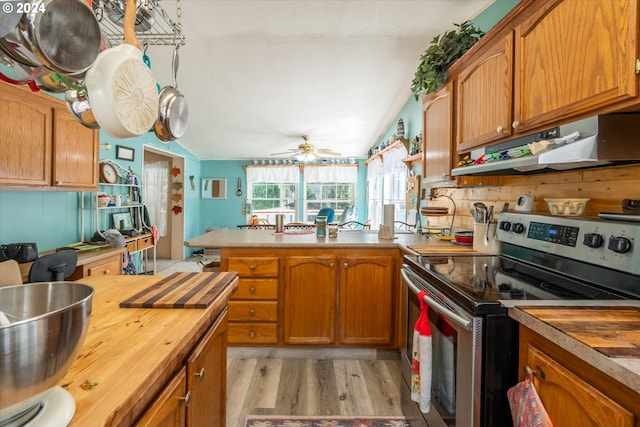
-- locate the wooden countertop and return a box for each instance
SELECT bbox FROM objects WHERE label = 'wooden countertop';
[508,302,640,394]
[185,229,478,255]
[60,273,238,427]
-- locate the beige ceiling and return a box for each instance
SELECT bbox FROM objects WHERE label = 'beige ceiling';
[144,0,494,160]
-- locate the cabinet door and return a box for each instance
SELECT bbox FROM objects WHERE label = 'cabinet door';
[52,107,99,190]
[423,82,453,182]
[525,345,634,427]
[186,310,228,427]
[338,256,394,345]
[136,366,187,427]
[0,82,52,187]
[514,0,639,133]
[456,33,514,152]
[283,256,337,344]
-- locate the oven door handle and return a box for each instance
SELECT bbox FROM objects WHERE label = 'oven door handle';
[401,268,473,331]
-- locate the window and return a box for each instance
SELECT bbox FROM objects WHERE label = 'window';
[246,166,298,223]
[367,144,408,229]
[303,165,358,223]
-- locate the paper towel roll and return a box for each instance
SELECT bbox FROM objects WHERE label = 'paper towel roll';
[383,204,395,229]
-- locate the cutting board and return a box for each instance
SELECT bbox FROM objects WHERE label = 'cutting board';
[407,244,477,255]
[522,306,640,358]
[119,271,237,308]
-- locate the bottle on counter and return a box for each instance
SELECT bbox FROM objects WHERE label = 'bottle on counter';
[316,216,327,237]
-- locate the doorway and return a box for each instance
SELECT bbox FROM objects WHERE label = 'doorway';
[143,146,185,260]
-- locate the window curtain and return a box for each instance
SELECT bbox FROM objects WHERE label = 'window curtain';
[143,161,169,235]
[382,144,409,223]
[367,157,383,229]
[246,165,299,183]
[304,164,358,183]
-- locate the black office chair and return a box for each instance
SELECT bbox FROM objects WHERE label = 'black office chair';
[28,250,77,282]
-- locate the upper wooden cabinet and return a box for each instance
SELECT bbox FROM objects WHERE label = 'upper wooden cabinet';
[422,82,454,181]
[453,0,639,153]
[0,81,99,190]
[456,32,514,152]
[513,0,639,133]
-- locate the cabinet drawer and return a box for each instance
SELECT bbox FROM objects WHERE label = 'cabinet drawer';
[137,234,154,251]
[227,323,278,344]
[232,278,278,300]
[125,239,137,253]
[87,258,122,276]
[228,301,278,321]
[227,257,279,277]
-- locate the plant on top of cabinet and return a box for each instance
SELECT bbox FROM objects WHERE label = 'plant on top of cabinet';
[410,21,484,100]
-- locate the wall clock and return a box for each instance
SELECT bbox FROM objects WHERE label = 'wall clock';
[99,163,118,184]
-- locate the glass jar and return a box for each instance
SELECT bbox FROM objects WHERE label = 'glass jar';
[316,216,327,237]
[328,222,338,238]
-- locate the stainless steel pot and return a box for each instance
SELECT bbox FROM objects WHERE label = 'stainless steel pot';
[0,282,94,421]
[104,0,155,32]
[0,0,102,75]
[66,88,99,129]
[154,45,189,142]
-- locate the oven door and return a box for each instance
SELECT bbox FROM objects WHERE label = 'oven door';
[401,266,483,427]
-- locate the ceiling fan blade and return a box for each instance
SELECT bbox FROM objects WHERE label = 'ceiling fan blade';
[270,149,297,156]
[316,148,342,156]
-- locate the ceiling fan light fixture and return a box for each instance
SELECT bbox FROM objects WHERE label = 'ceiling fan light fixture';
[296,152,315,162]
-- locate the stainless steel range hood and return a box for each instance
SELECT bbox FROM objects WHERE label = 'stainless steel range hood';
[451,114,640,176]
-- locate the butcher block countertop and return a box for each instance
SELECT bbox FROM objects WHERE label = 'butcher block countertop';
[507,301,640,394]
[185,229,478,255]
[60,272,238,427]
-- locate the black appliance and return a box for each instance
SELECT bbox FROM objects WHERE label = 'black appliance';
[400,212,640,427]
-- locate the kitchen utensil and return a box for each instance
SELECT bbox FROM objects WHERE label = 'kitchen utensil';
[473,202,487,221]
[85,0,158,138]
[65,88,100,129]
[544,198,590,216]
[0,282,93,420]
[104,0,156,32]
[622,199,640,215]
[154,45,189,142]
[0,0,102,75]
[483,206,494,246]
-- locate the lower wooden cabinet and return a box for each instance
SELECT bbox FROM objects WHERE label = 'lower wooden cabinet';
[519,326,639,427]
[136,310,229,426]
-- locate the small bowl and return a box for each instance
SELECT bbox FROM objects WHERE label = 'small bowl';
[544,198,590,216]
[454,231,474,244]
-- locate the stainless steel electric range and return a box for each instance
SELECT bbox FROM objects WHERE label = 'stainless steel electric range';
[400,212,640,427]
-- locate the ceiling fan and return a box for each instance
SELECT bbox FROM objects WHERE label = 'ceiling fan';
[270,135,342,162]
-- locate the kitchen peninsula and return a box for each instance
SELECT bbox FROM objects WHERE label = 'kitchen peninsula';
[185,229,475,347]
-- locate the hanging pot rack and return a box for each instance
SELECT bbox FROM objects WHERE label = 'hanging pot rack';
[92,0,185,47]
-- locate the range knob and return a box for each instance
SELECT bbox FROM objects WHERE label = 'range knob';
[583,233,604,248]
[499,221,512,231]
[512,223,525,234]
[608,236,632,254]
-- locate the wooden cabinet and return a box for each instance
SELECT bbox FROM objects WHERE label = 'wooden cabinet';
[422,82,454,182]
[283,256,337,344]
[456,32,514,152]
[338,255,394,345]
[0,81,99,190]
[282,251,395,346]
[226,256,279,344]
[136,367,187,427]
[513,0,639,133]
[519,326,639,427]
[65,250,123,281]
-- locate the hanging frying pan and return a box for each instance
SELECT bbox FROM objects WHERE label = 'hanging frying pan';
[154,45,189,142]
[0,0,102,76]
[85,0,158,138]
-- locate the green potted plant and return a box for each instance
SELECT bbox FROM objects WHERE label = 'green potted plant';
[411,21,484,100]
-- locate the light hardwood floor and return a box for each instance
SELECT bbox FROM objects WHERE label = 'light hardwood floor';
[226,350,404,427]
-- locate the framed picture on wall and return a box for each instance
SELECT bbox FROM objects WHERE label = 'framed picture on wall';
[112,212,133,230]
[116,145,135,161]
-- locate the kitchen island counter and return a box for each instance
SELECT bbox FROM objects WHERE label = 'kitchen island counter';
[185,229,477,255]
[61,272,238,426]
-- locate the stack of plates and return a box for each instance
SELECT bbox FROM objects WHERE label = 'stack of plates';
[420,206,449,216]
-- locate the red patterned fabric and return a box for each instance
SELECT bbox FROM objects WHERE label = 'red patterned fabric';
[507,377,553,427]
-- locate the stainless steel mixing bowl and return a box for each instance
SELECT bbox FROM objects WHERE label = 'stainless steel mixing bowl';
[0,282,94,419]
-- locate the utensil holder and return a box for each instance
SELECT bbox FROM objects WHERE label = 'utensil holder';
[473,222,501,254]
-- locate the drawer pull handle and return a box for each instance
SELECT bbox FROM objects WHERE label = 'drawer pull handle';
[512,120,520,129]
[329,262,334,269]
[179,391,192,407]
[496,125,503,134]
[249,309,255,316]
[104,270,110,275]
[249,265,256,270]
[249,287,256,294]
[343,262,348,269]
[195,368,205,380]
[248,331,255,338]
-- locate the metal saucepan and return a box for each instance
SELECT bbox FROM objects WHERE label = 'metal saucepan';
[0,0,102,76]
[0,1,21,39]
[104,0,155,32]
[85,0,158,138]
[154,45,189,142]
[65,88,99,129]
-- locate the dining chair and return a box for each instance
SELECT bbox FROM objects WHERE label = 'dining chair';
[28,250,78,282]
[338,220,371,230]
[316,207,335,223]
[394,221,416,232]
[0,259,22,287]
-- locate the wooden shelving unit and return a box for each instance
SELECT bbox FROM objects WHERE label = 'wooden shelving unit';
[365,139,409,164]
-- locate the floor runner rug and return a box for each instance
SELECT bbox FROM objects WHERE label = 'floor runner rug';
[245,415,409,427]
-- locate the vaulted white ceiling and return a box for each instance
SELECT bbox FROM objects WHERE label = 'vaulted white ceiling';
[144,0,494,160]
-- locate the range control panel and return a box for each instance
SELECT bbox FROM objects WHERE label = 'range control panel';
[496,212,640,276]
